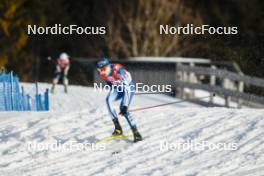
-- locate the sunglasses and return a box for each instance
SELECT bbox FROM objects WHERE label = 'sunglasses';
[97,65,108,72]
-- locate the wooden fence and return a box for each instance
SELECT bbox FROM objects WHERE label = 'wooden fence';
[175,64,264,108]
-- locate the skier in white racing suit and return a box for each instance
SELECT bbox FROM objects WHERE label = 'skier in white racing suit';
[97,58,142,142]
[51,52,70,93]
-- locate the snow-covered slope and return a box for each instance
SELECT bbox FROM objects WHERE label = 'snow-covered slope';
[0,84,263,176]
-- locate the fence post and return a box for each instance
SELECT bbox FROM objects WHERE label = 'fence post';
[35,82,39,111]
[182,65,188,99]
[44,89,49,111]
[4,74,11,111]
[14,78,20,111]
[27,95,31,111]
[210,65,216,104]
[10,72,14,110]
[237,81,244,108]
[175,63,183,98]
[21,86,25,110]
[38,94,43,111]
[223,78,231,107]
[3,80,7,111]
[189,63,195,99]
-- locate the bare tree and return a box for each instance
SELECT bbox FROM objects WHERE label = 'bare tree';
[105,0,205,58]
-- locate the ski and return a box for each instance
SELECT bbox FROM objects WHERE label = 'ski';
[96,133,133,143]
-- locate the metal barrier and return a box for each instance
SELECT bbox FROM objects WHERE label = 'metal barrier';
[0,71,49,111]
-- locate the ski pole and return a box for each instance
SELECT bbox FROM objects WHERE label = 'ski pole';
[129,94,215,113]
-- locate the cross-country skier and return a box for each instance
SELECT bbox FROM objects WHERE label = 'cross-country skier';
[51,52,70,93]
[97,58,142,142]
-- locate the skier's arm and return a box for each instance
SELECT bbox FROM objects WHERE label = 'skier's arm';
[116,68,132,85]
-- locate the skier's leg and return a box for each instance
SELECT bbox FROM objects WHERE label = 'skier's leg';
[51,66,61,93]
[63,75,69,93]
[120,87,142,142]
[106,91,118,120]
[120,87,136,128]
[63,66,69,93]
[106,91,122,135]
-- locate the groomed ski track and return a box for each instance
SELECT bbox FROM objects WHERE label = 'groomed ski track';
[0,84,263,176]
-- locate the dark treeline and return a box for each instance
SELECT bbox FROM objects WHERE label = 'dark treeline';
[0,0,263,81]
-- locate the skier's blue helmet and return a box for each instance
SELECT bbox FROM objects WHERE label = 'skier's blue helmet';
[97,58,110,68]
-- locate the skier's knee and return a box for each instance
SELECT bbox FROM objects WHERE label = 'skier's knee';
[53,78,59,84]
[63,77,69,85]
[120,106,128,116]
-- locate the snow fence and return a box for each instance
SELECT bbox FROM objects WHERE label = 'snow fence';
[0,71,49,111]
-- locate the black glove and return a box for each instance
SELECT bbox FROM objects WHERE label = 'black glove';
[119,106,128,115]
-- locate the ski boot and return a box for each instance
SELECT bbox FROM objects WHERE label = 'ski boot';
[132,126,142,142]
[112,118,123,136]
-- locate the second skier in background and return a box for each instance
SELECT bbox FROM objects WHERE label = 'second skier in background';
[50,52,70,93]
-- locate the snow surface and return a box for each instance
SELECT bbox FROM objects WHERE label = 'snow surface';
[0,83,263,176]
